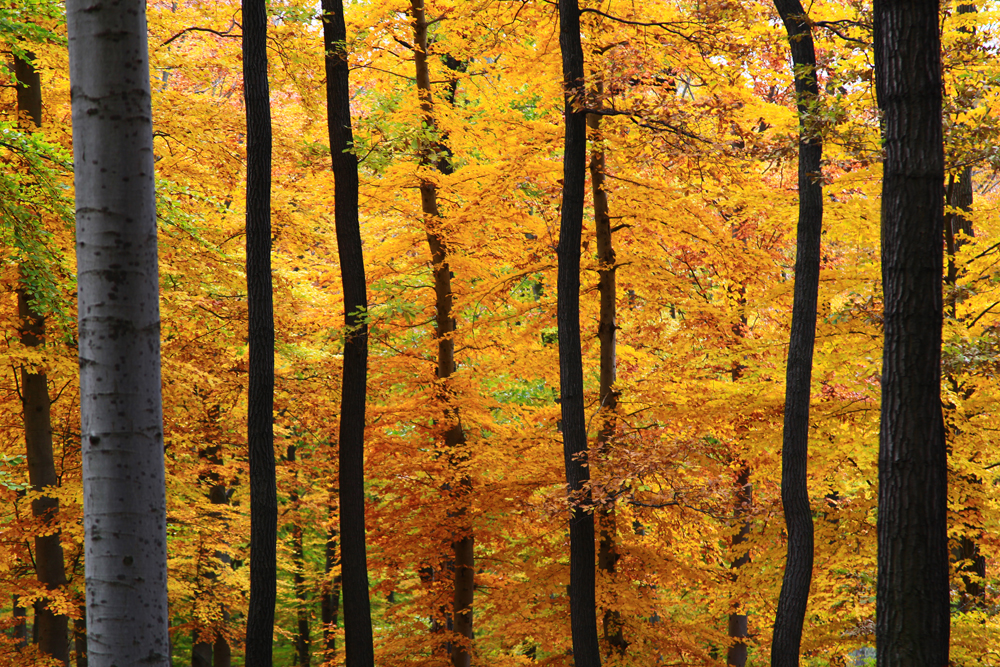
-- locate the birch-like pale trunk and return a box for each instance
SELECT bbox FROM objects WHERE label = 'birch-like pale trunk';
[66,2,169,665]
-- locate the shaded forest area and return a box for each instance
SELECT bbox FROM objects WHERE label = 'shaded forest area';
[2,0,999,665]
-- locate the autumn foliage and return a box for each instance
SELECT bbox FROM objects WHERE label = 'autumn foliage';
[1,0,999,665]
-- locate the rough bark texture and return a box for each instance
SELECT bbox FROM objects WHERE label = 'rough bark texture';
[15,49,70,667]
[409,4,474,664]
[66,2,169,664]
[770,2,822,665]
[558,0,601,664]
[322,2,376,665]
[242,0,277,664]
[873,2,949,665]
[588,104,625,658]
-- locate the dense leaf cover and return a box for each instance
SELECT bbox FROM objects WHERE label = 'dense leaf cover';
[1,0,999,665]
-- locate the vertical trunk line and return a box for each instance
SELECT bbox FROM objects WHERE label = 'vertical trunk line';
[409,5,474,664]
[321,494,342,661]
[14,49,69,666]
[242,0,277,663]
[770,2,823,665]
[558,0,601,664]
[587,85,624,657]
[322,2,376,664]
[873,1,949,664]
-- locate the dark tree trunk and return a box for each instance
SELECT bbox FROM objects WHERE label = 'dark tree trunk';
[557,0,601,664]
[194,426,232,667]
[14,49,70,667]
[873,2,949,665]
[408,5,474,665]
[770,2,822,665]
[73,614,87,667]
[320,506,342,662]
[14,52,42,127]
[13,597,28,650]
[587,99,625,658]
[285,446,311,667]
[242,0,277,664]
[727,468,751,667]
[322,2,376,665]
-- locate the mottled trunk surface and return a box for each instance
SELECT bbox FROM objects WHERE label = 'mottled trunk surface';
[66,2,169,664]
[242,1,277,664]
[874,2,949,665]
[323,2,376,665]
[770,2,822,665]
[557,0,601,664]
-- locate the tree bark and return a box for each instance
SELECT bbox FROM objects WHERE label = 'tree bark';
[242,0,277,664]
[587,95,625,658]
[727,467,751,667]
[320,503,342,663]
[408,5,474,665]
[557,0,601,664]
[14,49,70,667]
[873,2,949,665]
[770,2,822,665]
[66,2,169,664]
[322,3,376,666]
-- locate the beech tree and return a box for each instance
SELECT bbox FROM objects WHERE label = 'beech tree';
[14,48,69,666]
[557,0,601,664]
[323,0,376,664]
[242,0,277,664]
[874,1,949,664]
[770,1,822,665]
[66,1,170,664]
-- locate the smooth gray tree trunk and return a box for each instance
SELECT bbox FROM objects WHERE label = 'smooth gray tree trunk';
[66,2,169,666]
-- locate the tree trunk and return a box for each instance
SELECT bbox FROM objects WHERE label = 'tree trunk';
[13,597,28,650]
[242,0,277,664]
[587,97,625,658]
[73,613,87,667]
[66,2,169,664]
[557,0,601,664]
[322,2,376,665]
[320,503,342,663]
[408,5,474,665]
[873,2,949,665]
[770,2,822,665]
[14,49,70,667]
[285,446,311,667]
[727,467,751,667]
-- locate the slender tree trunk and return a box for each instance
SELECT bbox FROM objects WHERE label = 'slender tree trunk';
[322,3,376,665]
[945,168,985,612]
[73,613,87,667]
[408,5,474,665]
[727,468,751,667]
[770,2,822,665]
[320,501,342,662]
[66,2,169,664]
[587,98,624,658]
[242,0,277,664]
[873,2,949,665]
[13,597,28,650]
[14,49,70,666]
[284,446,311,667]
[557,0,601,664]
